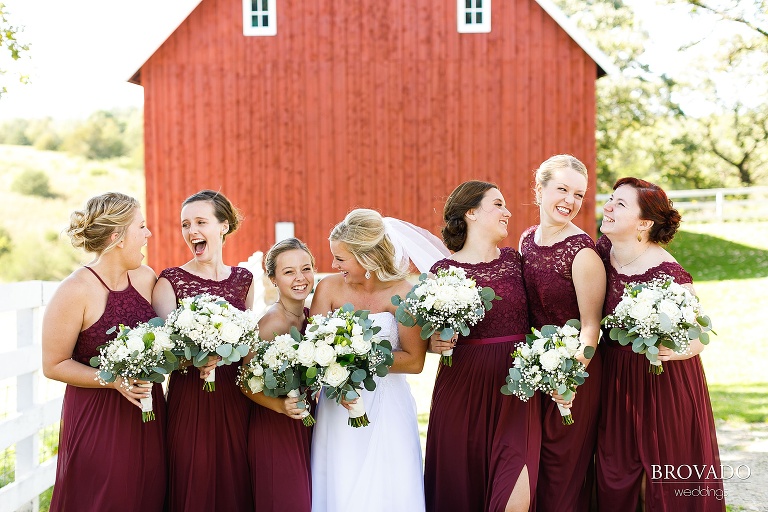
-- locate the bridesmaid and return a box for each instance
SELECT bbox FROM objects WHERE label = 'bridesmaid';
[519,155,605,512]
[242,238,314,511]
[43,192,165,511]
[424,181,539,512]
[152,190,255,512]
[596,177,724,511]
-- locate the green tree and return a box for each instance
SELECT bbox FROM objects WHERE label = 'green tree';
[10,169,57,198]
[0,225,11,258]
[0,2,30,98]
[61,110,126,159]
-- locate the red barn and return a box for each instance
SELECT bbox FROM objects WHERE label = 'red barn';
[131,0,614,271]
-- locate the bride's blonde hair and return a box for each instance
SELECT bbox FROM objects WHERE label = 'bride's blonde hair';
[329,209,408,282]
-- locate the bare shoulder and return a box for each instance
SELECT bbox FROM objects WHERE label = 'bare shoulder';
[46,268,96,316]
[258,306,290,340]
[314,274,345,296]
[129,265,158,295]
[390,278,414,297]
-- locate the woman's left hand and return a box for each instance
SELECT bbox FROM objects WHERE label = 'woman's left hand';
[550,390,575,408]
[282,395,308,420]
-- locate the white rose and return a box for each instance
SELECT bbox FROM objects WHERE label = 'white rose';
[658,299,682,325]
[247,375,264,393]
[249,362,264,376]
[539,349,562,372]
[323,362,350,387]
[351,323,363,336]
[350,335,372,355]
[126,333,145,354]
[637,288,662,302]
[220,322,244,344]
[326,317,347,331]
[210,314,227,326]
[422,294,437,311]
[296,341,316,366]
[563,336,581,352]
[532,339,547,355]
[560,324,579,338]
[175,309,196,329]
[334,344,353,356]
[152,330,175,352]
[682,306,698,325]
[314,343,336,367]
[629,300,654,321]
[114,344,130,361]
[520,345,532,358]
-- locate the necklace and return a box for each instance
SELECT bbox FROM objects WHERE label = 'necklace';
[613,245,651,269]
[540,224,568,245]
[278,300,304,319]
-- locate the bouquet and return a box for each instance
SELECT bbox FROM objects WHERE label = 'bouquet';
[500,319,593,425]
[392,266,499,366]
[304,304,394,427]
[165,293,259,391]
[601,277,713,375]
[90,318,178,422]
[238,326,316,426]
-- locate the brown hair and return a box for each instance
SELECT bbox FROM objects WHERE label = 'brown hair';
[67,192,139,254]
[441,180,497,251]
[182,190,242,241]
[264,238,316,278]
[614,177,681,244]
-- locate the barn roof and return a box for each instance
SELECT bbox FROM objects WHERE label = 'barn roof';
[128,0,618,85]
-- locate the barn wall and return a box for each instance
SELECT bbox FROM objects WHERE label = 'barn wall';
[142,0,599,272]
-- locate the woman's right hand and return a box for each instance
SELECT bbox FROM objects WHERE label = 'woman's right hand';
[340,396,359,411]
[198,355,221,380]
[112,376,152,408]
[429,330,457,354]
[281,395,309,420]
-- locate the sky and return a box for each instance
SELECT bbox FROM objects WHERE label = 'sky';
[0,0,745,121]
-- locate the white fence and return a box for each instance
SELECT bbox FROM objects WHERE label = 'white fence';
[596,186,768,222]
[0,253,267,512]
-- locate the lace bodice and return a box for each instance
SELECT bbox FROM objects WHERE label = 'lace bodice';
[159,266,253,310]
[430,247,529,338]
[370,312,400,351]
[596,236,693,315]
[520,226,597,328]
[72,277,157,365]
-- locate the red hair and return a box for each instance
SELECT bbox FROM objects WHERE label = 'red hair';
[613,177,681,244]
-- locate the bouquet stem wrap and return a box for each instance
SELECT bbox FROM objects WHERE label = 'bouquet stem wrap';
[556,403,573,426]
[440,348,454,367]
[288,388,315,427]
[348,395,369,428]
[204,368,216,392]
[138,383,155,422]
[649,359,663,375]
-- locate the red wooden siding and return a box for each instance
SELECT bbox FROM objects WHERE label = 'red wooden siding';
[140,0,599,272]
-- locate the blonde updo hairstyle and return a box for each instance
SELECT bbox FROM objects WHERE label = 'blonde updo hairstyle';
[329,209,408,282]
[534,154,588,205]
[67,192,140,254]
[264,238,316,278]
[182,190,242,242]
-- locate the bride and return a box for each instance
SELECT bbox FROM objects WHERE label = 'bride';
[310,209,445,512]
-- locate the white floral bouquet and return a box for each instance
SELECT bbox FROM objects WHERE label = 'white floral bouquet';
[601,277,713,375]
[238,326,316,426]
[392,266,499,366]
[165,293,259,391]
[304,304,395,427]
[90,318,178,422]
[500,320,593,425]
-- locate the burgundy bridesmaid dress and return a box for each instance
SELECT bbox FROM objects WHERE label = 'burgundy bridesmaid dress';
[162,266,254,512]
[520,226,603,512]
[247,307,312,511]
[595,236,724,511]
[51,267,166,512]
[424,247,540,512]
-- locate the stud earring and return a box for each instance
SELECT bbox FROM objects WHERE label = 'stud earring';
[365,270,371,279]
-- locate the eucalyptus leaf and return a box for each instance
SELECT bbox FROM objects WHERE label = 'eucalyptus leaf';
[351,369,367,383]
[440,328,454,341]
[216,344,233,358]
[583,346,595,359]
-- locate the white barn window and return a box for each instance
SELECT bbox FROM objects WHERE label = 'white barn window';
[457,0,491,34]
[243,0,277,36]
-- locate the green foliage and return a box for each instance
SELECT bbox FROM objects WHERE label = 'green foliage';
[0,2,30,97]
[10,168,57,198]
[709,384,768,423]
[0,225,10,257]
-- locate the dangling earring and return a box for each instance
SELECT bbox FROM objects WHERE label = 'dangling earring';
[637,231,643,242]
[365,270,371,279]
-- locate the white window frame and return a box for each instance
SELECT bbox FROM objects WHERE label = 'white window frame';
[243,0,277,36]
[457,0,491,34]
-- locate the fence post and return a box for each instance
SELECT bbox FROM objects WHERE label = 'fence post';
[715,191,724,221]
[15,303,40,512]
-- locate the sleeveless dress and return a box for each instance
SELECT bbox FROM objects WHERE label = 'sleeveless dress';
[51,267,166,512]
[595,236,724,511]
[161,266,255,512]
[424,247,540,512]
[311,312,425,512]
[520,227,603,512]
[248,307,312,511]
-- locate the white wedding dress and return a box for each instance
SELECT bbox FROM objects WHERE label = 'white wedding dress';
[311,312,426,512]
